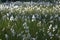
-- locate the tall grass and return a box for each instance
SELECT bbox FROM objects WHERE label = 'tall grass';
[0,4,60,40]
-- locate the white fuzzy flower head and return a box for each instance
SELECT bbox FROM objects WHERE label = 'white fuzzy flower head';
[53,27,55,32]
[5,34,8,39]
[48,32,52,36]
[55,25,58,29]
[32,15,36,22]
[49,24,52,29]
[10,16,14,21]
[32,38,36,40]
[14,5,18,8]
[7,13,9,16]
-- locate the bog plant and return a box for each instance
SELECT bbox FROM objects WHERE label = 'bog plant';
[0,4,60,40]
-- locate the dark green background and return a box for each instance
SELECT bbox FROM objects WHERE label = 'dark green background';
[0,0,59,3]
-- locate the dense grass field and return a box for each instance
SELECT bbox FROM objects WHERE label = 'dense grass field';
[0,2,60,40]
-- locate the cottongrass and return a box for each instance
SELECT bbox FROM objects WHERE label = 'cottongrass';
[0,2,60,40]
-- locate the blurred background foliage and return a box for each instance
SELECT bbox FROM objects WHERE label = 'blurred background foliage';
[0,0,60,3]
